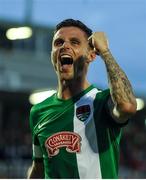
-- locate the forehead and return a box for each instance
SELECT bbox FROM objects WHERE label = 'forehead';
[53,26,88,40]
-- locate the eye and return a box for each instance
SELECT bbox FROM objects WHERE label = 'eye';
[71,39,80,45]
[54,39,64,46]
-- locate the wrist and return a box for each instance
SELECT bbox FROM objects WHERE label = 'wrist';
[99,49,110,56]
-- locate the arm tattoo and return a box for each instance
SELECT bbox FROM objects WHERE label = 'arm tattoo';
[100,50,135,106]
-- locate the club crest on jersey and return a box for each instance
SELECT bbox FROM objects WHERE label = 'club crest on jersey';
[76,104,91,122]
[45,131,81,157]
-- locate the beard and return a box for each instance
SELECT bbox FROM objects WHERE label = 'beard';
[73,55,88,79]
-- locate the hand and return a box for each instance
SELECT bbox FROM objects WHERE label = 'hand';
[88,32,109,55]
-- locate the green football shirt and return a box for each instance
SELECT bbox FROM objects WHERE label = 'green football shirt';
[29,85,124,179]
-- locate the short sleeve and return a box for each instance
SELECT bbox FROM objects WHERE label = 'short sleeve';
[29,106,43,161]
[32,135,43,161]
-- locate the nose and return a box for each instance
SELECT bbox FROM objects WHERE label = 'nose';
[62,41,70,49]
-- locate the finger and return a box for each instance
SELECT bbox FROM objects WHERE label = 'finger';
[94,48,100,55]
[88,34,93,41]
[88,38,94,49]
[88,35,99,55]
[88,35,94,49]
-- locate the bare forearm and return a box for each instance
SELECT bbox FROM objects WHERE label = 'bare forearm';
[101,50,136,112]
[27,161,44,179]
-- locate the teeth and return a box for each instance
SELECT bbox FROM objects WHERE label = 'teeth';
[61,54,72,58]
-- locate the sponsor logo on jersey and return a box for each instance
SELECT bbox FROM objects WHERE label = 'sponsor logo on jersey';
[45,131,81,157]
[76,104,91,122]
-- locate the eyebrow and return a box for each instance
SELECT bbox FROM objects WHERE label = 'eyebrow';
[70,37,81,42]
[53,37,81,43]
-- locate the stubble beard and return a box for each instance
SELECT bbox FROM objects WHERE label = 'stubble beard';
[74,55,88,80]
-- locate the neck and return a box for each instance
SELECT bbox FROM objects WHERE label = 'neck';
[57,79,90,100]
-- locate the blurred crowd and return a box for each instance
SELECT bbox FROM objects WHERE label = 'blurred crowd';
[120,119,146,178]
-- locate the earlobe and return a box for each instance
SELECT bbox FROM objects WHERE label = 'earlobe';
[91,51,96,60]
[88,51,96,63]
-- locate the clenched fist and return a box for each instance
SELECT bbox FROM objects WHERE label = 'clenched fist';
[88,32,109,55]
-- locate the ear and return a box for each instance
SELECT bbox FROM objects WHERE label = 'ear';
[87,50,96,63]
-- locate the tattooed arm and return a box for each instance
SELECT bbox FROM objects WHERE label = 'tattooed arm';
[101,50,137,122]
[90,32,137,123]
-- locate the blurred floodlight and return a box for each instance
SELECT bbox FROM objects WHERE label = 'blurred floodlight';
[136,98,145,111]
[6,27,32,40]
[29,90,56,105]
[30,92,145,108]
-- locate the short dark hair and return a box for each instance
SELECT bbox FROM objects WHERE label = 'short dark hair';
[54,19,92,38]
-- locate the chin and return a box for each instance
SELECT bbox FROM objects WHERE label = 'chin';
[60,73,74,81]
[62,76,74,81]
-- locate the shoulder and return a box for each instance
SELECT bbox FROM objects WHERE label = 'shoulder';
[29,93,56,127]
[93,86,110,101]
[92,87,111,115]
[30,93,56,113]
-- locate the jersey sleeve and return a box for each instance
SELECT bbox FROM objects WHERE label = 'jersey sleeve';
[29,106,43,161]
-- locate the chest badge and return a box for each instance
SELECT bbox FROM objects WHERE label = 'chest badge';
[76,104,91,122]
[45,131,81,157]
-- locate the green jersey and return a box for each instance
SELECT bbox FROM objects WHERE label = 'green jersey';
[29,85,124,179]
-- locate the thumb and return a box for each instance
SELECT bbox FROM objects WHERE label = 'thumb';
[88,35,100,55]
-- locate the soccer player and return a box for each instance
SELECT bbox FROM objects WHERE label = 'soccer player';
[28,19,137,179]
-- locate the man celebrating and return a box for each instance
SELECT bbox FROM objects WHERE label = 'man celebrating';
[28,19,137,179]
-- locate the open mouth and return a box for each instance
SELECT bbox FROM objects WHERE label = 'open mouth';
[60,55,73,66]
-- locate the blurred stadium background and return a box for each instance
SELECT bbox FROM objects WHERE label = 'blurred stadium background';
[0,0,146,178]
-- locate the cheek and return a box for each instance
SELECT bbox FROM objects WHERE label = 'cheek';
[75,46,88,57]
[51,50,58,63]
[51,52,58,70]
